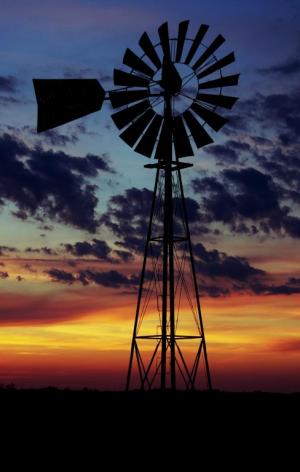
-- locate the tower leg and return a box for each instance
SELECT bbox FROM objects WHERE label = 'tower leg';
[126,168,160,391]
[177,169,212,390]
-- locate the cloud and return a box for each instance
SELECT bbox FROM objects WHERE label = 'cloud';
[192,167,294,237]
[0,132,114,232]
[199,284,230,298]
[204,144,238,164]
[64,239,112,260]
[250,282,300,295]
[25,246,57,256]
[194,243,264,281]
[239,88,300,141]
[41,129,79,147]
[101,186,209,253]
[78,270,139,288]
[101,187,152,253]
[258,58,300,76]
[0,271,9,279]
[0,246,19,256]
[46,268,139,288]
[47,269,77,284]
[0,75,19,93]
[64,239,133,263]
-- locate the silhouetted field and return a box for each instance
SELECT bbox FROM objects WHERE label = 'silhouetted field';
[1,385,299,423]
[0,386,298,459]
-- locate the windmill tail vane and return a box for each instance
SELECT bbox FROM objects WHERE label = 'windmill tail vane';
[33,20,239,391]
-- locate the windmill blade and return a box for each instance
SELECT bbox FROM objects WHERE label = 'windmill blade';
[191,102,228,131]
[175,20,189,63]
[109,89,149,108]
[158,22,171,60]
[139,32,161,69]
[173,116,194,158]
[111,100,150,129]
[155,119,173,159]
[183,110,213,148]
[198,74,240,89]
[123,48,155,78]
[184,24,209,65]
[192,34,225,71]
[114,69,150,88]
[135,114,163,157]
[119,109,155,147]
[197,52,235,79]
[33,79,105,132]
[197,93,238,109]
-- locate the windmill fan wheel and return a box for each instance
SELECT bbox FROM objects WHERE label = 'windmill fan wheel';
[109,20,239,160]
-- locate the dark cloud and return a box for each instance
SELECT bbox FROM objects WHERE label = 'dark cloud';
[205,144,238,163]
[194,243,264,281]
[0,75,18,93]
[101,187,152,253]
[250,281,300,296]
[64,239,133,263]
[114,249,134,263]
[203,139,252,165]
[0,96,23,105]
[64,239,112,260]
[0,133,114,232]
[101,186,208,253]
[78,269,139,288]
[47,269,77,284]
[39,224,54,231]
[41,246,57,256]
[199,284,230,298]
[41,129,79,147]
[0,246,19,256]
[25,247,41,254]
[46,268,139,288]
[192,167,293,236]
[258,58,300,76]
[282,216,300,238]
[25,246,57,256]
[239,88,300,140]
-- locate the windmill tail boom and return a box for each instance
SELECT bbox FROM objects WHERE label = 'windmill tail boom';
[32,79,105,132]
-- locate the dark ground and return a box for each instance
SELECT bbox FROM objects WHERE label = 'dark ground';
[0,387,298,464]
[1,385,299,424]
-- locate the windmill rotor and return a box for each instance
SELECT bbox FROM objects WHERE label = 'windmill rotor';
[110,20,239,160]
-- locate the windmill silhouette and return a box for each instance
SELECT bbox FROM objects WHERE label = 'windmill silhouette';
[33,21,239,391]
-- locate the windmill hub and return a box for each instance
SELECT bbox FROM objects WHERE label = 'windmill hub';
[150,63,199,116]
[160,56,183,95]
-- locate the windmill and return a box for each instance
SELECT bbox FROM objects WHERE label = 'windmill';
[33,21,239,391]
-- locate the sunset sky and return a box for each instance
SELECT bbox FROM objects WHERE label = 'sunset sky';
[0,0,300,391]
